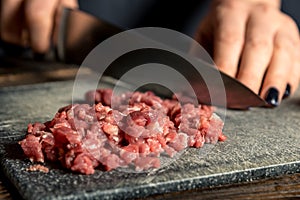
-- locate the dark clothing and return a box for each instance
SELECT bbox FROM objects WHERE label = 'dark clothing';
[78,0,210,36]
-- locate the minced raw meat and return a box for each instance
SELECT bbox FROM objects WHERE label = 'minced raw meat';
[19,89,226,175]
[26,164,49,173]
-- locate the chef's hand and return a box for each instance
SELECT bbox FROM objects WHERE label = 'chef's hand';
[0,0,78,54]
[196,0,300,107]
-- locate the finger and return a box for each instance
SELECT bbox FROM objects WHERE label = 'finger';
[0,0,24,45]
[24,0,59,53]
[289,50,300,96]
[260,15,300,106]
[52,0,78,46]
[260,32,293,106]
[286,19,300,96]
[212,1,248,77]
[237,6,279,94]
[281,17,300,96]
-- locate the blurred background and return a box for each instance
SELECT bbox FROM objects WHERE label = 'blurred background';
[78,0,300,36]
[1,0,299,87]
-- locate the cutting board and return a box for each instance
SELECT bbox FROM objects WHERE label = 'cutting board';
[0,80,299,200]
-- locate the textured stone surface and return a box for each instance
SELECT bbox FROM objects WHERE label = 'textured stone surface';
[0,80,299,200]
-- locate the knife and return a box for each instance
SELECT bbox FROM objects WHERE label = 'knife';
[58,8,266,109]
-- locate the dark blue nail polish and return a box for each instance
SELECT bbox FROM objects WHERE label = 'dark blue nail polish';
[265,87,279,107]
[283,84,291,99]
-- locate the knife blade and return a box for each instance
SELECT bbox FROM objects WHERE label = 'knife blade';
[57,8,267,109]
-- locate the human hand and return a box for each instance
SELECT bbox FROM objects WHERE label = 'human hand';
[1,0,78,54]
[195,0,300,107]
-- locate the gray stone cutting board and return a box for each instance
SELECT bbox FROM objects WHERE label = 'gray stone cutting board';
[0,80,299,200]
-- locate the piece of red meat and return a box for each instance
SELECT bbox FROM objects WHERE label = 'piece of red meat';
[19,89,225,174]
[19,134,44,163]
[26,164,49,173]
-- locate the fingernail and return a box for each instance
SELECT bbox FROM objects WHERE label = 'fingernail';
[265,87,279,107]
[283,84,291,99]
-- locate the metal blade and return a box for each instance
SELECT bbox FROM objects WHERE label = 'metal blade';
[58,8,267,109]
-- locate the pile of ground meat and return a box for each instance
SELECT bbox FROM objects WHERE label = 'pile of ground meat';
[19,89,226,175]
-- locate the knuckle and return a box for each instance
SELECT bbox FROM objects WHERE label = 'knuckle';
[216,30,244,45]
[254,3,274,14]
[246,36,271,50]
[215,0,241,11]
[252,3,278,19]
[256,3,274,13]
[274,37,295,51]
[275,32,299,52]
[274,15,300,51]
